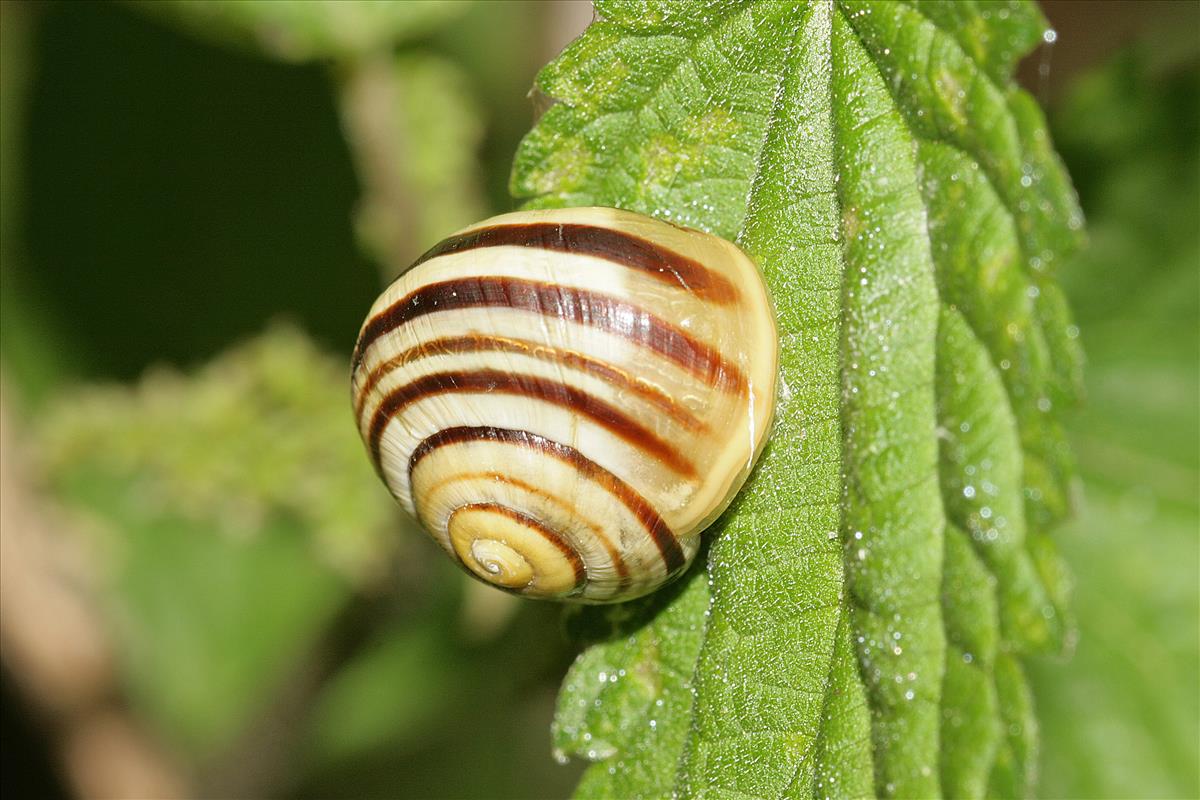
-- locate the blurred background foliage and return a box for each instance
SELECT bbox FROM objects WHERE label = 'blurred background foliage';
[1031,27,1199,797]
[0,2,1195,799]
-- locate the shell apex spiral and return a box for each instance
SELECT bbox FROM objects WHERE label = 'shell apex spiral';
[352,207,777,603]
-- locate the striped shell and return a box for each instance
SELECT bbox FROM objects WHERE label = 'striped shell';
[351,207,777,603]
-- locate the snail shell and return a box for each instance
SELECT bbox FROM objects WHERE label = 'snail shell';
[351,207,777,603]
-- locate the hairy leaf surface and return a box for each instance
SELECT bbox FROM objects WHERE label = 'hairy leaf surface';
[512,1,1082,796]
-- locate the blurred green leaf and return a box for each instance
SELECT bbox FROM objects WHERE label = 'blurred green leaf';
[513,1,1081,797]
[342,52,488,275]
[304,621,462,765]
[137,0,470,62]
[1030,48,1200,799]
[989,653,1039,798]
[39,325,397,583]
[388,55,487,253]
[36,326,400,757]
[108,504,344,761]
[431,1,547,212]
[292,596,583,800]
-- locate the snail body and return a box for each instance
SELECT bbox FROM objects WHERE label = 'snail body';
[352,207,777,602]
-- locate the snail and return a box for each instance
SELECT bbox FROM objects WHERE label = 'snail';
[351,207,777,602]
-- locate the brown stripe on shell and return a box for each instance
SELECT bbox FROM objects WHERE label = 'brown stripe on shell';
[409,426,686,575]
[411,222,739,304]
[353,334,708,434]
[351,277,746,395]
[447,502,587,593]
[368,369,696,479]
[420,470,630,589]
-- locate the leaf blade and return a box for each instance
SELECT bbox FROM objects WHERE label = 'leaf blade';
[512,2,1082,797]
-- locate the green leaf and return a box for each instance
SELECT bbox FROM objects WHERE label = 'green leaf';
[340,53,488,274]
[939,525,1001,799]
[35,326,400,757]
[135,0,469,62]
[512,1,1081,797]
[903,1,1046,85]
[554,570,709,800]
[934,306,1061,652]
[303,621,464,765]
[988,653,1039,798]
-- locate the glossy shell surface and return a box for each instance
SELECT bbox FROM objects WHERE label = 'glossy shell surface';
[352,207,777,602]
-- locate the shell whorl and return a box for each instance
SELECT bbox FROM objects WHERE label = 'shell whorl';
[352,207,777,603]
